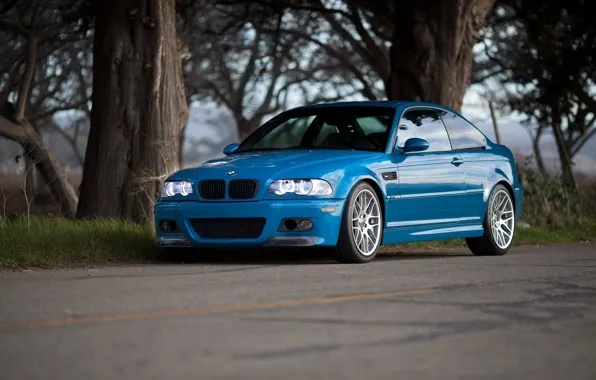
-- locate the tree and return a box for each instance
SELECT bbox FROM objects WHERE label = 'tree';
[0,0,89,217]
[225,0,495,111]
[477,0,596,187]
[181,2,363,140]
[76,0,189,223]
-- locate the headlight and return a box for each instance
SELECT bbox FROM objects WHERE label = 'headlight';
[267,179,332,196]
[161,181,194,197]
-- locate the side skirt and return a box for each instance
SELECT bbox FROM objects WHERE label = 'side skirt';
[381,224,484,245]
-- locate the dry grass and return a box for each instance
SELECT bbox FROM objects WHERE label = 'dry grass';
[0,171,81,217]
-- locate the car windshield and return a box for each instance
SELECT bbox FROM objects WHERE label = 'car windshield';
[236,106,396,153]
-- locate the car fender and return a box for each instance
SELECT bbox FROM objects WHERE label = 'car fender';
[483,163,514,203]
[328,166,386,200]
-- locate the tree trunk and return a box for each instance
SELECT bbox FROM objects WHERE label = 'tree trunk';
[236,116,252,141]
[236,117,260,141]
[178,123,187,168]
[532,125,547,177]
[24,153,37,201]
[386,0,495,111]
[552,115,577,189]
[0,115,78,217]
[77,0,189,223]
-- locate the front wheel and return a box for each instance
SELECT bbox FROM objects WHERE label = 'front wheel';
[466,184,515,256]
[335,182,383,263]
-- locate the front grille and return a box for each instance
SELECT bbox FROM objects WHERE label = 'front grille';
[229,180,259,199]
[189,218,266,239]
[199,180,225,199]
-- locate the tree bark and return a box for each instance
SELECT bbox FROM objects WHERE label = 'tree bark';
[386,0,495,111]
[0,115,78,217]
[24,152,38,201]
[77,0,189,223]
[532,125,547,177]
[178,123,187,168]
[551,115,577,189]
[236,116,261,141]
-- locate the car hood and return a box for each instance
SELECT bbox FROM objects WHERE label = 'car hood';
[187,149,383,181]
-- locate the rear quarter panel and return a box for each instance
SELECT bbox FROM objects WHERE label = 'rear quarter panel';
[462,143,522,222]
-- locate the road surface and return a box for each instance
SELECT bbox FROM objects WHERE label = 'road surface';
[1,244,596,380]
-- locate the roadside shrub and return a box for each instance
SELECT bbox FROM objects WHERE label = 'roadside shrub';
[519,165,596,229]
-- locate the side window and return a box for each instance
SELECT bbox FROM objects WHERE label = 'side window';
[397,109,452,152]
[438,110,486,150]
[314,123,339,145]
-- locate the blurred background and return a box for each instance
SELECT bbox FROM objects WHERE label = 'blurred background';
[0,0,595,225]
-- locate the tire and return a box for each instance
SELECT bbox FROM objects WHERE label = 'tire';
[335,182,383,263]
[466,184,515,256]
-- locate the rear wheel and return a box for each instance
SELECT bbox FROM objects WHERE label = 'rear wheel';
[466,184,515,256]
[335,182,383,263]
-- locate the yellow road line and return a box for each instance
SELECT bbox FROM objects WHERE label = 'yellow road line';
[0,288,434,330]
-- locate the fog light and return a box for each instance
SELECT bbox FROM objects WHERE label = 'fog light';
[298,219,314,231]
[283,219,297,231]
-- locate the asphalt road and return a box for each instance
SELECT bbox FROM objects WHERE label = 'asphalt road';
[1,244,596,380]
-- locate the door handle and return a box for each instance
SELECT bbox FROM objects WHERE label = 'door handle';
[451,157,464,166]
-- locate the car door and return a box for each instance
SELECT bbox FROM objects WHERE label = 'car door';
[438,109,489,223]
[390,108,467,228]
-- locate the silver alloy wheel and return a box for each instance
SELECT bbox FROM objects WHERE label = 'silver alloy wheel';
[351,188,382,256]
[489,189,515,249]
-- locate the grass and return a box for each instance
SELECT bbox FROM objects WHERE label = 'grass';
[1,216,594,269]
[0,217,159,269]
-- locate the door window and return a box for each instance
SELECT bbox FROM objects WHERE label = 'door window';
[438,110,486,150]
[397,109,452,152]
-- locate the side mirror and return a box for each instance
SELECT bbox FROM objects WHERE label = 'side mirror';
[402,138,429,153]
[223,143,240,156]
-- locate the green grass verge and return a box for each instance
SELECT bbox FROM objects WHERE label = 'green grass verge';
[0,217,594,269]
[0,217,159,269]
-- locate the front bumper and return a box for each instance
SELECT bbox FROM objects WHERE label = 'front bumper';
[155,199,346,248]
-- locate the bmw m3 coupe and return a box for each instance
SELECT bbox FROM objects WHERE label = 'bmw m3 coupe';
[155,101,524,263]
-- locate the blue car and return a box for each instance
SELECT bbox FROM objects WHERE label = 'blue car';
[156,101,524,263]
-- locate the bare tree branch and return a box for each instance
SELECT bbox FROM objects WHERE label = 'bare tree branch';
[346,6,389,78]
[43,118,84,166]
[29,99,89,122]
[257,26,379,100]
[230,28,263,115]
[15,34,37,121]
[0,112,28,143]
[571,127,596,156]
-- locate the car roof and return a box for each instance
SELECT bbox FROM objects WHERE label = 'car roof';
[294,100,452,111]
